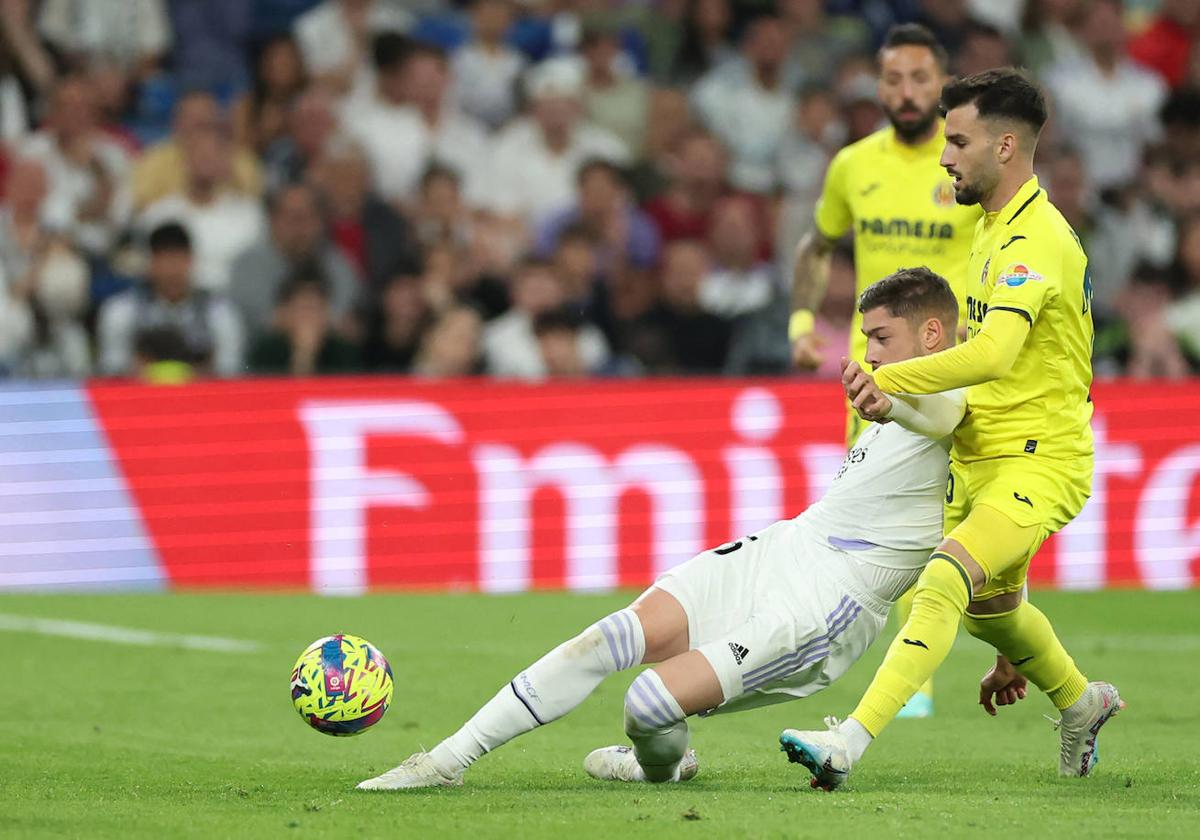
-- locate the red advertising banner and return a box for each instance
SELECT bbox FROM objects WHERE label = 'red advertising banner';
[76,378,1200,593]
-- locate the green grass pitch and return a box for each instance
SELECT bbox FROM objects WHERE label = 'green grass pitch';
[2,590,1198,839]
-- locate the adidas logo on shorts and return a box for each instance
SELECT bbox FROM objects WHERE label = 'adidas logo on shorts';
[728,642,750,665]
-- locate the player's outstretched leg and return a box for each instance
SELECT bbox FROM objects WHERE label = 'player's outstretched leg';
[963,602,1124,776]
[358,607,650,790]
[892,586,934,719]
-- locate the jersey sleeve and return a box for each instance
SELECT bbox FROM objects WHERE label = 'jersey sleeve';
[884,389,967,440]
[985,237,1059,325]
[813,148,853,240]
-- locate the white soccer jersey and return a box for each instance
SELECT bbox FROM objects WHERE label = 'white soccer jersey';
[800,400,958,569]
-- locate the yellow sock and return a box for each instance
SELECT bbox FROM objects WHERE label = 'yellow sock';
[963,601,1087,710]
[893,586,934,699]
[850,554,971,736]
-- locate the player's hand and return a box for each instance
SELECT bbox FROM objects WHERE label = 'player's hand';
[979,655,1028,716]
[791,331,826,370]
[841,360,892,421]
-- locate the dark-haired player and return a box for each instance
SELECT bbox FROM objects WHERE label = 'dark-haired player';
[359,270,970,790]
[791,21,982,720]
[780,69,1122,791]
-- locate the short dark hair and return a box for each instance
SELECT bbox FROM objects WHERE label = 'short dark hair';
[373,32,413,72]
[879,24,949,72]
[148,222,192,254]
[420,163,461,192]
[858,266,959,332]
[533,306,584,338]
[941,68,1048,133]
[277,264,330,305]
[576,157,626,188]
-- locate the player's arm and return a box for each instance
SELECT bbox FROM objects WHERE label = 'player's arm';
[884,389,966,440]
[868,309,1030,395]
[790,151,853,369]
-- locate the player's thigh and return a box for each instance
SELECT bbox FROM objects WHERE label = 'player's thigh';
[944,503,1044,600]
[629,588,690,663]
[651,650,724,715]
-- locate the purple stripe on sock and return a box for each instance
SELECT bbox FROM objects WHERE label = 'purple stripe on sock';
[619,611,641,669]
[627,697,666,731]
[640,673,682,726]
[630,678,672,727]
[743,598,855,681]
[613,612,632,670]
[598,619,624,669]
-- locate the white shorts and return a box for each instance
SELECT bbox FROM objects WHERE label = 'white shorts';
[653,518,892,715]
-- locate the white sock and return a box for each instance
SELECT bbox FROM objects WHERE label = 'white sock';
[429,608,645,774]
[840,717,874,764]
[624,669,689,782]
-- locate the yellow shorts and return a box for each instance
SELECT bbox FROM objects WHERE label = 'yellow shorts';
[943,455,1092,600]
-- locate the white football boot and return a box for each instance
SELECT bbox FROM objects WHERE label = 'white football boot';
[779,716,852,791]
[583,746,699,782]
[1051,681,1125,777]
[356,752,464,790]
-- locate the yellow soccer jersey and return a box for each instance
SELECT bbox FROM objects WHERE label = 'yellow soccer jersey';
[815,124,982,363]
[955,176,1094,462]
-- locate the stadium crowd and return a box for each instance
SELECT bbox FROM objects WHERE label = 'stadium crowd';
[0,0,1197,381]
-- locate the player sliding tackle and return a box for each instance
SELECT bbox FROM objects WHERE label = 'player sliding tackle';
[779,69,1123,791]
[359,269,973,790]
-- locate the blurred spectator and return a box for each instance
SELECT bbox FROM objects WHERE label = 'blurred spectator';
[533,306,590,378]
[412,165,474,251]
[669,0,735,85]
[232,35,307,154]
[37,0,169,76]
[169,0,254,94]
[534,159,660,282]
[412,302,483,377]
[248,270,361,376]
[0,0,56,119]
[775,86,844,269]
[809,242,856,380]
[139,128,267,293]
[230,182,360,338]
[1166,214,1200,363]
[132,91,263,210]
[483,257,608,379]
[1128,0,1200,89]
[452,0,526,130]
[835,57,886,144]
[346,38,488,207]
[581,23,649,158]
[97,222,244,377]
[632,239,730,374]
[1045,0,1166,191]
[262,86,340,193]
[308,136,422,290]
[699,195,776,318]
[487,57,629,223]
[293,0,412,102]
[915,0,972,57]
[363,271,431,371]
[692,15,793,193]
[1018,0,1085,77]
[131,324,195,383]
[778,0,870,89]
[630,87,697,200]
[1113,263,1190,378]
[954,21,1013,77]
[644,129,728,243]
[19,75,132,257]
[1161,90,1200,165]
[0,156,91,378]
[420,239,510,321]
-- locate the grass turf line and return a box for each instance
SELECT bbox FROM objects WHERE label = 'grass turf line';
[1,590,1197,839]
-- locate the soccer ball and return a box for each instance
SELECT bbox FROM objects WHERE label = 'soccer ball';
[290,634,394,736]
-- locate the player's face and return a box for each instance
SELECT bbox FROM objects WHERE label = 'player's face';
[940,103,999,206]
[877,45,944,143]
[861,307,923,369]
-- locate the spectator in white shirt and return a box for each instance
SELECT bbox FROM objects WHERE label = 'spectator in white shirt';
[345,37,488,208]
[98,222,244,377]
[488,57,629,225]
[1045,0,1167,191]
[452,0,526,130]
[700,195,778,318]
[292,0,412,102]
[483,257,609,379]
[38,0,170,75]
[19,75,132,258]
[691,15,793,194]
[139,129,266,293]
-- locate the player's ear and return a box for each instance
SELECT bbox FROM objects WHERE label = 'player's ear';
[922,316,943,351]
[996,130,1017,164]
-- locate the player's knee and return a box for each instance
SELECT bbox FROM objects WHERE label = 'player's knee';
[568,609,644,672]
[913,555,973,614]
[624,670,684,737]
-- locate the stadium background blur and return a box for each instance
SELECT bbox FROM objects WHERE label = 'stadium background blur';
[0,0,1198,382]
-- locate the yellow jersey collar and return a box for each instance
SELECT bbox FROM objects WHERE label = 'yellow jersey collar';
[996,176,1043,227]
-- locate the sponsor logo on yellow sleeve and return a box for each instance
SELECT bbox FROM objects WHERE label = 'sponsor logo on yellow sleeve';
[998,263,1042,287]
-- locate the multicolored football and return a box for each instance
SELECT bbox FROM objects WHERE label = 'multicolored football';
[290,634,394,736]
